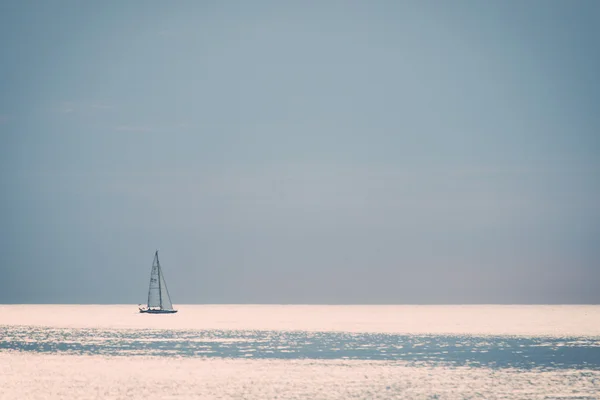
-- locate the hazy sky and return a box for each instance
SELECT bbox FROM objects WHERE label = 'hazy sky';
[1,1,599,304]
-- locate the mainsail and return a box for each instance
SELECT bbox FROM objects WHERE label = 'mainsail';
[146,251,174,311]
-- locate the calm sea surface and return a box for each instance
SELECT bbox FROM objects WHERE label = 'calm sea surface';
[1,305,599,399]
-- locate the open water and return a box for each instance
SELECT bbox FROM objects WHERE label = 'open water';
[1,305,599,399]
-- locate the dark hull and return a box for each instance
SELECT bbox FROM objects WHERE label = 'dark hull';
[139,308,178,314]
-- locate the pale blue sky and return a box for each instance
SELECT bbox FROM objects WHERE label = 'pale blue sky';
[1,1,599,303]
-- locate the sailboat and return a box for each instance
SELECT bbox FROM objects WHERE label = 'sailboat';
[139,250,178,314]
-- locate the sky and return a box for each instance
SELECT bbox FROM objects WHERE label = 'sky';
[1,1,599,304]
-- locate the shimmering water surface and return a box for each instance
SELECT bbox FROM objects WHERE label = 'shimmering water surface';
[1,305,599,399]
[3,326,600,370]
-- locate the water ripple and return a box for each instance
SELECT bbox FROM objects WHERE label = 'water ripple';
[1,326,599,370]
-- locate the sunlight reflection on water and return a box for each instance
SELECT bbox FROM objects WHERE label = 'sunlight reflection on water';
[2,326,600,370]
[2,305,600,399]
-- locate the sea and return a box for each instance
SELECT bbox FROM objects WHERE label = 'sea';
[1,305,599,399]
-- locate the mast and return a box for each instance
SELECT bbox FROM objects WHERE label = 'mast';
[156,250,163,309]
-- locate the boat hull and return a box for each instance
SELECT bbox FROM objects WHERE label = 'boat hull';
[139,309,178,314]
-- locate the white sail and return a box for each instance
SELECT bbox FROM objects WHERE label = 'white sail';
[147,255,161,308]
[146,251,175,311]
[159,268,173,310]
